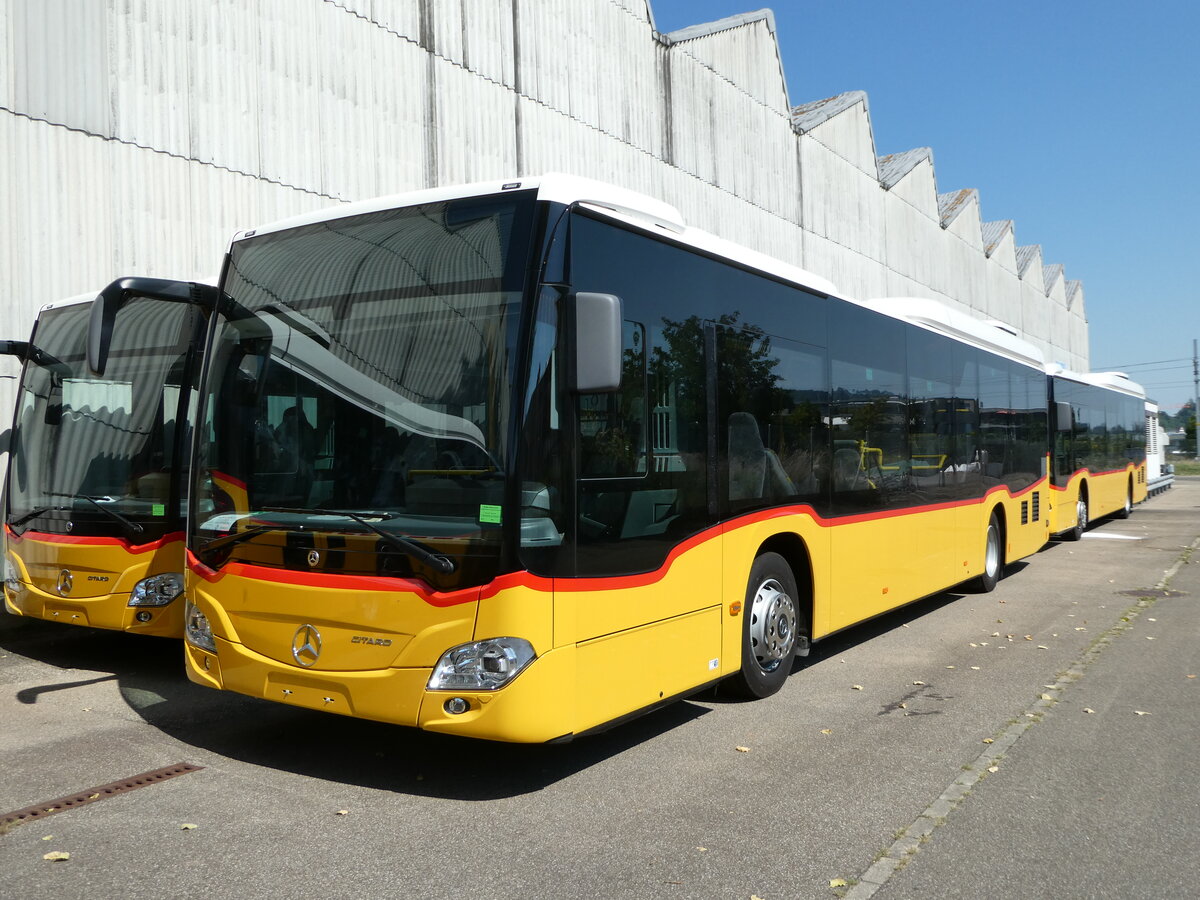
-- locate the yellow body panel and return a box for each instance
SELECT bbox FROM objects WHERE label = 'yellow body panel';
[183,487,1054,741]
[4,532,186,636]
[1049,465,1145,535]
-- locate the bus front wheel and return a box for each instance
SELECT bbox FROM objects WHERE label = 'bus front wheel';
[729,552,801,699]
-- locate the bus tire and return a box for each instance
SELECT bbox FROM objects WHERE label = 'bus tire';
[728,552,801,699]
[1115,483,1133,519]
[1064,496,1087,542]
[973,512,1004,593]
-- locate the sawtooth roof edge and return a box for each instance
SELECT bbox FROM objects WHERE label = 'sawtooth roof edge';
[791,90,868,134]
[938,188,977,228]
[663,8,776,44]
[982,220,1013,257]
[1043,263,1064,294]
[875,147,931,190]
[1016,244,1042,278]
[1066,280,1083,309]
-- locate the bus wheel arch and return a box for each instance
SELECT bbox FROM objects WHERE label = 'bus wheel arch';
[727,539,810,700]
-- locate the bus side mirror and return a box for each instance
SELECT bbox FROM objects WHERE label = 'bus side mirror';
[0,340,29,359]
[569,292,622,393]
[88,277,222,376]
[1054,401,1072,432]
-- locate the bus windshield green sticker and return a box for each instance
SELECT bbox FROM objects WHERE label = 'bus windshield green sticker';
[479,504,502,524]
[152,503,166,516]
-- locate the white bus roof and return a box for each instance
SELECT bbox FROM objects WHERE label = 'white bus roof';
[229,174,841,298]
[1048,364,1146,399]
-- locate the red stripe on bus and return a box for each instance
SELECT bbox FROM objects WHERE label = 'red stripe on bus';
[185,478,1049,603]
[5,527,184,554]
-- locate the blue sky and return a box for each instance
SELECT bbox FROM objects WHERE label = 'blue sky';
[649,1,1198,412]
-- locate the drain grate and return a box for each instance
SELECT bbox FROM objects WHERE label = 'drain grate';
[1,762,204,829]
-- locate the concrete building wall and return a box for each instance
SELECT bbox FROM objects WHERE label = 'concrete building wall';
[0,0,1091,434]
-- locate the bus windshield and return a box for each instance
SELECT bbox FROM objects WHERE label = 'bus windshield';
[190,192,537,588]
[6,299,200,540]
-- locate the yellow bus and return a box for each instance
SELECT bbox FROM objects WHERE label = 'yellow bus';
[1047,368,1148,540]
[91,176,1056,741]
[3,285,207,636]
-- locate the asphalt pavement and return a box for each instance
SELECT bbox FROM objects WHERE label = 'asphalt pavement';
[1,479,1197,899]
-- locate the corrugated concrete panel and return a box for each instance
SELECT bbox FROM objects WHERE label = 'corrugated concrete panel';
[1,0,15,109]
[666,11,791,115]
[799,121,886,277]
[110,0,191,156]
[795,94,878,178]
[186,0,262,176]
[433,55,519,185]
[328,0,421,44]
[943,191,982,250]
[884,153,939,220]
[8,0,111,135]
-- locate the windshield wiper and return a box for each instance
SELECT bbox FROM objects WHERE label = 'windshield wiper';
[257,506,456,575]
[198,524,277,553]
[45,492,144,536]
[8,505,64,529]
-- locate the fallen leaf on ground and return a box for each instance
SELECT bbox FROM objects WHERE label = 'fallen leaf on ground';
[820,729,833,735]
[696,847,707,852]
[1135,710,1151,716]
[1024,635,1033,641]
[851,685,863,691]
[913,681,925,686]
[43,851,69,862]
[735,746,751,753]
[945,666,956,669]
[180,824,198,830]
[830,879,848,888]
[41,835,53,841]
[970,666,981,671]
[1040,693,1054,700]
[1146,636,1156,641]
[336,809,350,815]
[1038,646,1049,650]
[1084,708,1096,714]
[987,765,999,773]
[982,738,994,744]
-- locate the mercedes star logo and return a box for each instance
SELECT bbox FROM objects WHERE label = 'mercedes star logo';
[292,623,322,667]
[56,569,73,596]
[307,549,321,568]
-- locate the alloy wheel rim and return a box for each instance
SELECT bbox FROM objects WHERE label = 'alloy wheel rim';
[749,578,797,672]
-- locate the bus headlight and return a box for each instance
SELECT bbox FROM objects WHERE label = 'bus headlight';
[184,599,216,652]
[427,638,535,691]
[4,557,21,593]
[128,572,185,607]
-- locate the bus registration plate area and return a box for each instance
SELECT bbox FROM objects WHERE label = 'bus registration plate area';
[266,673,353,716]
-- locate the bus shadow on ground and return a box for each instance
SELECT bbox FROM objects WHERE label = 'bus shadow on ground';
[0,610,709,800]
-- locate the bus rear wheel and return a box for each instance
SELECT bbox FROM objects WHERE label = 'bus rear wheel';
[729,552,801,699]
[973,512,1004,592]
